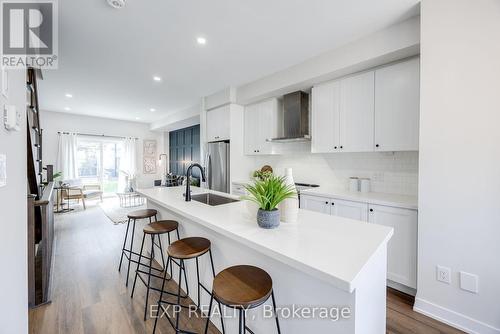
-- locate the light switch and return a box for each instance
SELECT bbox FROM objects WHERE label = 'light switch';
[0,154,6,187]
[4,105,21,131]
[460,271,479,294]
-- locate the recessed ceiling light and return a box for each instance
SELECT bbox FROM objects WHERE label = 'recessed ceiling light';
[135,117,141,120]
[196,37,207,45]
[150,108,156,112]
[153,76,162,82]
[65,93,73,98]
[64,107,71,111]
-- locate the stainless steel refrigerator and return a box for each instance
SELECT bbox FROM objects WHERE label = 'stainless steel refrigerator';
[205,142,230,193]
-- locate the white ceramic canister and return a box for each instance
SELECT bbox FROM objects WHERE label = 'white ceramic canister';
[360,178,371,193]
[279,168,299,223]
[349,177,359,192]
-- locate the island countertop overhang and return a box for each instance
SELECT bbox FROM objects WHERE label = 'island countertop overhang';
[136,186,393,293]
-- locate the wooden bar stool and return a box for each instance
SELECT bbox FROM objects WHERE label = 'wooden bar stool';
[118,209,158,286]
[204,265,281,334]
[153,237,225,334]
[130,220,180,320]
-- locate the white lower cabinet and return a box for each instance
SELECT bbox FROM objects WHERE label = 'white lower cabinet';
[332,199,368,222]
[300,194,418,291]
[368,204,417,289]
[300,195,367,221]
[300,194,331,214]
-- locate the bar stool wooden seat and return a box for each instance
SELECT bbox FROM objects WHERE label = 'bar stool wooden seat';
[205,265,281,334]
[130,220,180,320]
[118,208,158,287]
[127,208,158,219]
[153,237,225,334]
[143,220,179,235]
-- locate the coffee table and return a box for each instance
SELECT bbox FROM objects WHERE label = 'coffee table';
[116,192,145,208]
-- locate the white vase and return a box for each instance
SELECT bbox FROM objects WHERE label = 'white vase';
[279,168,299,223]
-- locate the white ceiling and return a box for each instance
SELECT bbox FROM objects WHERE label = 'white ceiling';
[39,0,419,123]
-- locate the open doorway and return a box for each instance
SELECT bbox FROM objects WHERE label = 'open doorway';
[76,137,124,196]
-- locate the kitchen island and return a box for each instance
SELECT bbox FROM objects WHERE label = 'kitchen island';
[136,186,393,334]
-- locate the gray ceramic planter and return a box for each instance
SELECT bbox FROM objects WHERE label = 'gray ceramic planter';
[257,208,280,229]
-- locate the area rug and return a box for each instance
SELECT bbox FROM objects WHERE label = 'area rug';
[99,198,147,225]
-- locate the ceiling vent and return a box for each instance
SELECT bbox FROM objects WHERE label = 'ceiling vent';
[107,0,126,9]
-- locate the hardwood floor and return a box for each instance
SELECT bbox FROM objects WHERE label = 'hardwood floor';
[29,202,464,334]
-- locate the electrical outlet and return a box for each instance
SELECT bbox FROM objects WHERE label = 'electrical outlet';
[436,265,451,284]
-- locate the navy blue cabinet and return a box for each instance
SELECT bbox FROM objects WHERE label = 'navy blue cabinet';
[169,125,200,177]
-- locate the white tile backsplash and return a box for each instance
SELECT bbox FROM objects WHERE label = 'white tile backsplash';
[251,151,419,196]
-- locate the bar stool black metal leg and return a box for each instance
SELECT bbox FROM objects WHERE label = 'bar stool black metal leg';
[118,218,131,272]
[196,257,201,309]
[239,309,245,334]
[167,232,173,279]
[130,233,146,298]
[125,219,136,287]
[183,259,190,296]
[157,233,166,270]
[271,291,281,334]
[144,234,155,320]
[153,255,171,334]
[175,259,184,331]
[204,294,214,334]
[209,249,226,334]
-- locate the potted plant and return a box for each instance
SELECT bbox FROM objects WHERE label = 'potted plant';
[243,175,297,229]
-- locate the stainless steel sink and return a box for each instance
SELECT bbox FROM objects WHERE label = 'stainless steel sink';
[190,193,239,206]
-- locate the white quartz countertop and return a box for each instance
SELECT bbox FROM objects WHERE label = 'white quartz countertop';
[232,180,417,210]
[137,186,393,293]
[301,186,418,210]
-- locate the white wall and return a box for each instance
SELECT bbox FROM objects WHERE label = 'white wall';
[150,103,201,132]
[248,152,418,196]
[41,111,165,188]
[0,69,28,333]
[416,1,500,333]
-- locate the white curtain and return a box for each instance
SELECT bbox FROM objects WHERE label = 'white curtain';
[119,138,137,191]
[56,133,78,180]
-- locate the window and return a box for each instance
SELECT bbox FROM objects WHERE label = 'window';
[77,138,123,194]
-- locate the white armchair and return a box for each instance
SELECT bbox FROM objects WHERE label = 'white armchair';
[61,179,103,210]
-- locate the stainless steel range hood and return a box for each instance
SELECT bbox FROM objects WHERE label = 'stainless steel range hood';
[267,91,310,142]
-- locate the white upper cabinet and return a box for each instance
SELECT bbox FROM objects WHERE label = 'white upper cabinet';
[206,105,230,142]
[311,81,340,153]
[374,58,420,151]
[244,99,281,155]
[311,58,420,153]
[340,71,375,152]
[244,103,260,154]
[368,204,418,289]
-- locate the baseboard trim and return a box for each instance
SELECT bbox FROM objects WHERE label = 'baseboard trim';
[413,298,500,334]
[387,280,416,296]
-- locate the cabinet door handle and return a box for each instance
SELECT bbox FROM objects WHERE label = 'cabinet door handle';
[325,201,329,205]
[334,146,337,149]
[369,208,374,212]
[331,202,335,206]
[375,144,379,148]
[340,146,343,149]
